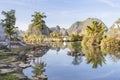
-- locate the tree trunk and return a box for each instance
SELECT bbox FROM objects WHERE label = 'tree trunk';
[9,35,11,50]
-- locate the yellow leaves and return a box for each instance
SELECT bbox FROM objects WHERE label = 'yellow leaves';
[23,34,46,44]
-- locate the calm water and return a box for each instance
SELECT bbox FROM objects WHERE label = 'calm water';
[23,42,120,80]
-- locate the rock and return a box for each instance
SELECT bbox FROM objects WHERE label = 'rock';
[33,77,39,80]
[0,63,14,68]
[67,18,107,35]
[0,69,15,75]
[38,75,47,80]
[0,64,9,68]
[50,25,61,32]
[19,62,31,68]
[14,73,27,80]
[27,24,50,35]
[17,51,28,61]
[13,66,22,73]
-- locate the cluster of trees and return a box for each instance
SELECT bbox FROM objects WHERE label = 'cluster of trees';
[69,33,83,41]
[23,34,45,44]
[81,21,120,48]
[23,11,47,43]
[1,10,120,48]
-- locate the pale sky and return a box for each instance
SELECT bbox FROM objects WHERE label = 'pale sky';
[0,0,120,31]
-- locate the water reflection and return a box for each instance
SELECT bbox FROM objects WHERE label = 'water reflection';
[23,42,120,80]
[101,46,120,62]
[28,46,49,80]
[83,45,106,68]
[32,58,47,80]
[67,42,83,65]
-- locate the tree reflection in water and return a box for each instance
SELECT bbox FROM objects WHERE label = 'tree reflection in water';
[83,46,106,68]
[32,58,47,80]
[68,42,84,65]
[31,46,48,80]
[101,47,120,62]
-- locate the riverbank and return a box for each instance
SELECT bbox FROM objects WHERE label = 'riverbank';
[0,43,49,80]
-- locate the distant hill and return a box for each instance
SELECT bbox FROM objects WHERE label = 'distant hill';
[49,25,61,32]
[110,18,120,30]
[50,25,68,36]
[26,18,107,36]
[108,18,120,39]
[67,18,107,35]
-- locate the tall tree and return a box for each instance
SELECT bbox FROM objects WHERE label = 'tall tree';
[31,12,46,35]
[1,10,16,49]
[84,21,106,45]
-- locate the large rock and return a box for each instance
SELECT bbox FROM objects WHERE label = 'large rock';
[50,25,61,32]
[50,25,68,36]
[60,28,68,36]
[19,62,31,68]
[27,24,50,35]
[0,69,15,75]
[67,18,107,35]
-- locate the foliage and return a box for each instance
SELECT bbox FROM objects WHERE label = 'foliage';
[101,35,120,48]
[32,60,46,77]
[82,45,106,68]
[0,74,19,80]
[69,34,82,41]
[1,10,17,49]
[82,21,106,46]
[50,31,61,38]
[30,12,46,35]
[68,42,83,65]
[23,34,45,44]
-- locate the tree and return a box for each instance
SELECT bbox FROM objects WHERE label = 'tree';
[82,21,106,46]
[31,12,46,35]
[50,31,61,38]
[1,10,16,49]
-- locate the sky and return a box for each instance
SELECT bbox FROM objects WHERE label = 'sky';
[0,0,120,31]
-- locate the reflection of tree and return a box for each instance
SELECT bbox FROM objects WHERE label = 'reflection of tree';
[33,46,49,57]
[31,46,48,80]
[32,58,47,80]
[49,42,67,51]
[72,55,82,65]
[83,45,106,68]
[68,42,83,65]
[101,47,120,62]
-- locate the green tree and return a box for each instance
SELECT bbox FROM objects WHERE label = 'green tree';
[1,10,16,49]
[31,12,46,35]
[82,21,106,46]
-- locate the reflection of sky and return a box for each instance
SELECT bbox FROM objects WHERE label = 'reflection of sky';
[23,48,120,80]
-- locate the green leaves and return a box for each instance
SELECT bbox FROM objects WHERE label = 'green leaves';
[82,21,106,46]
[1,10,16,36]
[31,12,46,31]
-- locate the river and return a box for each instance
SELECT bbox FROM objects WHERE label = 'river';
[23,42,120,80]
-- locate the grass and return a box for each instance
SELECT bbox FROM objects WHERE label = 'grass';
[0,74,19,80]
